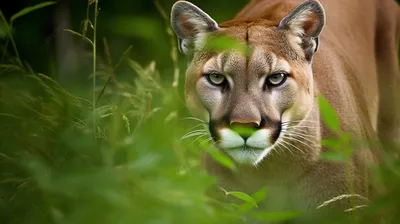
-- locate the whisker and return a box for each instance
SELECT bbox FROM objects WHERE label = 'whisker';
[282,120,318,124]
[248,148,260,169]
[191,133,210,145]
[187,123,208,132]
[283,129,319,140]
[270,142,280,156]
[208,140,219,148]
[180,131,209,141]
[285,128,313,137]
[182,129,208,137]
[281,125,318,129]
[284,132,317,145]
[282,130,317,141]
[207,141,221,153]
[275,142,284,156]
[198,136,214,147]
[280,136,306,154]
[282,125,318,130]
[282,135,312,149]
[181,131,206,138]
[254,162,260,169]
[180,117,206,123]
[285,132,316,142]
[282,124,316,129]
[279,140,295,157]
[286,131,317,141]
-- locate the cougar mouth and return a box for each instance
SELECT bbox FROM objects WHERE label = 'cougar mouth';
[209,122,282,165]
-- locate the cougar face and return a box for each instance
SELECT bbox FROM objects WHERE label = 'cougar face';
[171,0,325,165]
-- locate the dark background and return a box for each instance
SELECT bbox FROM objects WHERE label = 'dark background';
[0,0,248,87]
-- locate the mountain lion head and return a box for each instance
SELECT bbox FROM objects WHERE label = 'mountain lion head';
[171,0,325,165]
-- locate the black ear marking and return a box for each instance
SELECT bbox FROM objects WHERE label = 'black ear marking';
[170,1,219,57]
[314,37,319,52]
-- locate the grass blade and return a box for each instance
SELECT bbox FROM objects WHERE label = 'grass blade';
[0,10,22,67]
[10,1,57,23]
[64,29,94,46]
[114,45,133,71]
[227,192,258,208]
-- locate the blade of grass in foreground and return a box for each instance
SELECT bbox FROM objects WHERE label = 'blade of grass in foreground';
[10,1,57,23]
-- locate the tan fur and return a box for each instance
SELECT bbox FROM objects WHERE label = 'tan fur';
[171,0,400,213]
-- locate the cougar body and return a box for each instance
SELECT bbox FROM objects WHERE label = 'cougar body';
[171,0,400,212]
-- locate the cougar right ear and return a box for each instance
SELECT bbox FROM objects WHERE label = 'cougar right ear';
[170,1,219,56]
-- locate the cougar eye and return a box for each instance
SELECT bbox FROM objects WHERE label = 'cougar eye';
[206,73,226,86]
[266,73,288,86]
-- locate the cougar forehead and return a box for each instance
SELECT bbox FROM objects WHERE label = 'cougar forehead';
[210,20,305,62]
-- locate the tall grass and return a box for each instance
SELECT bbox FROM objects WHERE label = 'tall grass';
[0,1,399,224]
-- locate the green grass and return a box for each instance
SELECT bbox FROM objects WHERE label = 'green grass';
[0,1,400,224]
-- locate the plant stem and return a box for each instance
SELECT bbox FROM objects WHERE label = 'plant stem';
[0,10,23,67]
[0,38,9,63]
[86,3,90,23]
[154,1,180,89]
[92,0,99,139]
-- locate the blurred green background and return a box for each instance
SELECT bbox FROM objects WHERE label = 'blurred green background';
[1,1,400,224]
[0,0,247,86]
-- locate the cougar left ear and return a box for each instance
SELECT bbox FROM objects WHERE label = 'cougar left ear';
[171,1,219,57]
[278,0,325,60]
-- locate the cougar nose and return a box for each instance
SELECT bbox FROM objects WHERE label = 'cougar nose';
[230,121,260,141]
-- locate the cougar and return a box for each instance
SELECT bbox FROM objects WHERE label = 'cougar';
[170,0,400,215]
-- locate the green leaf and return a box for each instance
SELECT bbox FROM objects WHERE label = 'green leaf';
[251,187,268,203]
[10,2,57,23]
[318,95,340,132]
[237,187,268,212]
[63,29,94,45]
[226,191,258,208]
[204,35,249,55]
[207,148,236,170]
[320,150,348,162]
[251,211,303,222]
[339,132,351,144]
[321,138,341,150]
